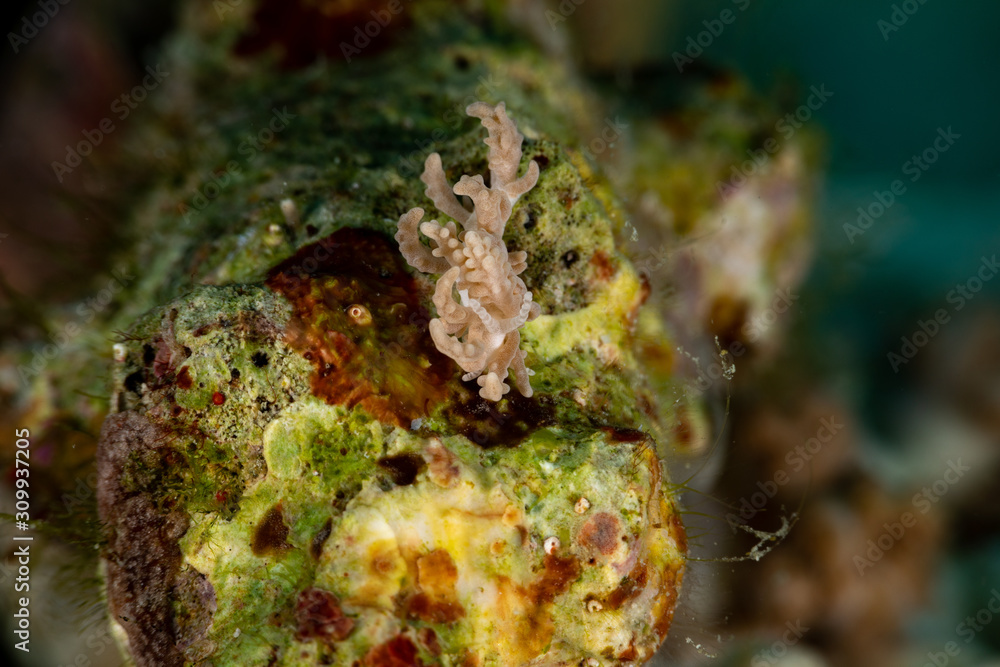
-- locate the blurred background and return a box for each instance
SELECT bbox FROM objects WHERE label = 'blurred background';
[0,0,998,665]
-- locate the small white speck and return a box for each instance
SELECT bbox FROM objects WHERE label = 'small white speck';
[575,497,591,514]
[544,536,560,554]
[112,343,127,362]
[312,471,319,476]
[410,418,423,430]
[233,628,241,638]
[586,599,603,613]
[586,658,601,666]
[279,199,299,226]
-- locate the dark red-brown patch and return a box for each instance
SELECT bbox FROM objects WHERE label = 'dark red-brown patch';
[377,453,425,486]
[669,508,688,555]
[653,565,683,641]
[577,512,621,556]
[451,390,557,448]
[266,228,451,428]
[530,554,581,605]
[176,366,193,389]
[311,518,333,560]
[252,505,292,557]
[618,641,638,661]
[605,562,648,610]
[295,588,354,642]
[405,592,464,624]
[603,426,645,443]
[234,0,412,69]
[590,250,616,281]
[417,628,441,656]
[362,635,422,667]
[212,391,226,405]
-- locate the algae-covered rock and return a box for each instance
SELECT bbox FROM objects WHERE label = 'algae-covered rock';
[99,224,685,665]
[82,2,692,665]
[99,217,686,664]
[0,1,818,665]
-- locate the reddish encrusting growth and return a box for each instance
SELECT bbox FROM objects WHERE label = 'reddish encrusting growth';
[450,390,557,448]
[589,249,616,281]
[176,366,193,389]
[653,565,683,641]
[267,229,452,428]
[362,635,423,667]
[234,0,412,69]
[669,508,688,555]
[404,549,465,624]
[604,426,646,443]
[605,561,649,610]
[530,554,582,605]
[417,628,441,656]
[577,511,621,556]
[294,588,354,642]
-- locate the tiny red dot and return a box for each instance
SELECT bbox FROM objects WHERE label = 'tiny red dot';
[212,391,226,405]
